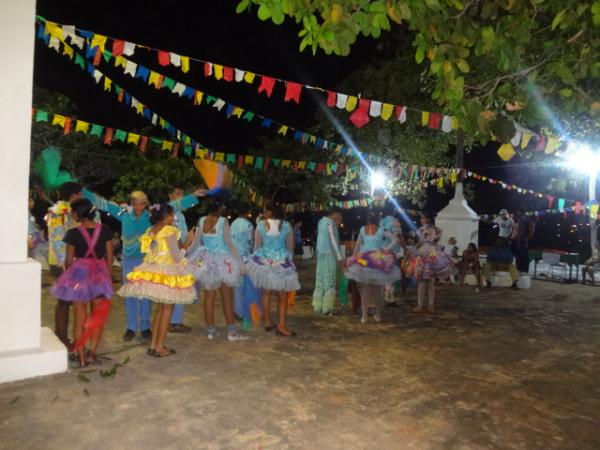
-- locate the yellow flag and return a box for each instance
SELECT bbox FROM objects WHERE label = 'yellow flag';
[62,44,74,60]
[545,136,560,154]
[180,56,190,73]
[232,107,244,118]
[278,125,288,135]
[196,148,208,159]
[134,102,144,115]
[298,161,306,170]
[114,56,126,68]
[245,155,254,165]
[215,152,225,162]
[497,143,516,161]
[148,71,161,88]
[591,204,599,218]
[75,120,89,133]
[214,64,224,80]
[127,133,140,145]
[380,103,394,120]
[421,111,430,126]
[520,132,534,149]
[345,96,358,112]
[451,117,460,129]
[162,141,173,151]
[103,77,112,91]
[282,160,291,168]
[52,114,66,128]
[244,72,256,83]
[194,91,204,105]
[91,34,107,51]
[45,21,63,39]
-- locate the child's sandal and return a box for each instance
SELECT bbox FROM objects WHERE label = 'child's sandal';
[154,347,176,358]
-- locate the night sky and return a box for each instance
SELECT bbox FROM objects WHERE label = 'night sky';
[32,1,593,255]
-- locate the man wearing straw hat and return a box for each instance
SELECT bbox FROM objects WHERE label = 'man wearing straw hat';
[84,187,206,341]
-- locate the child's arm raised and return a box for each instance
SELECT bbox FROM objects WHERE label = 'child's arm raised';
[82,188,122,220]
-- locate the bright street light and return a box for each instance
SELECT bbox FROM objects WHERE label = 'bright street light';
[370,171,387,194]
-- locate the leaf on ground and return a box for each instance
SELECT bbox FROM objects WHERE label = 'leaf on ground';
[121,356,130,365]
[77,374,91,383]
[9,395,19,405]
[79,369,98,374]
[51,394,60,404]
[83,388,90,397]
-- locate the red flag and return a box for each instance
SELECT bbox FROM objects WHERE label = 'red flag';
[284,82,302,103]
[140,136,148,153]
[316,163,325,174]
[204,62,212,77]
[428,112,442,129]
[158,50,170,66]
[337,164,346,176]
[93,49,102,66]
[63,118,72,135]
[258,76,276,97]
[172,142,180,158]
[237,155,244,169]
[349,99,371,128]
[326,91,336,107]
[104,128,114,145]
[112,40,124,56]
[117,91,124,103]
[547,195,555,208]
[223,67,234,82]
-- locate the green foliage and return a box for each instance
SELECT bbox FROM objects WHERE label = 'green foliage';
[238,0,600,140]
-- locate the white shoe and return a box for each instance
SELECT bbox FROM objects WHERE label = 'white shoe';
[227,332,249,342]
[361,316,368,324]
[207,330,220,340]
[373,315,381,323]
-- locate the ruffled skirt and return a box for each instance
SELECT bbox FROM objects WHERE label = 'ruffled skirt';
[188,248,241,291]
[246,255,300,292]
[407,244,452,281]
[118,262,196,304]
[345,249,401,285]
[51,258,113,302]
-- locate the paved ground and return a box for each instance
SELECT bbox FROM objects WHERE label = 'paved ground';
[1,260,600,450]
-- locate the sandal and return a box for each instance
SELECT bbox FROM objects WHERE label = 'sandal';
[147,348,156,357]
[265,324,277,332]
[275,328,297,337]
[86,350,102,365]
[154,347,176,358]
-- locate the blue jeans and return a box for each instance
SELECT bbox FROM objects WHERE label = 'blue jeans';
[171,304,185,324]
[122,255,152,332]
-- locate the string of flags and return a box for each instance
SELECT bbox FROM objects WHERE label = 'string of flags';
[36,22,389,165]
[37,16,460,132]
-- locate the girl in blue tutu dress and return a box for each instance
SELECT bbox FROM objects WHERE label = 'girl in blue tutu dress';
[51,199,114,367]
[187,202,248,341]
[409,213,452,313]
[345,212,401,324]
[246,203,300,337]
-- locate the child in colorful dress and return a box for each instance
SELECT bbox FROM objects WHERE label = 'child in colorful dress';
[51,199,114,367]
[247,203,300,337]
[345,212,401,324]
[118,204,196,357]
[312,208,343,315]
[230,204,261,328]
[411,213,452,313]
[188,201,248,341]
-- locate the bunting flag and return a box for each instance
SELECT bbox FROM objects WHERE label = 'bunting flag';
[36,17,461,133]
[194,160,233,195]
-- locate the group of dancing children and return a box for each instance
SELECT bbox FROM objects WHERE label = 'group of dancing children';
[50,185,300,367]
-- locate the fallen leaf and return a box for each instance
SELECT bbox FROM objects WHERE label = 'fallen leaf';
[9,395,19,405]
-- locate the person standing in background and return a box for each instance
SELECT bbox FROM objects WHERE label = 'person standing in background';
[493,209,515,239]
[511,206,535,274]
[312,208,343,315]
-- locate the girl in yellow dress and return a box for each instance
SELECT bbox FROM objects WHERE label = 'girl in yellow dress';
[118,204,195,357]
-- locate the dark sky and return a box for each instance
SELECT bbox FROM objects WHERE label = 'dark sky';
[33,0,592,253]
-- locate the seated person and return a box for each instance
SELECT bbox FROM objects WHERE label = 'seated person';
[581,242,600,285]
[483,237,518,289]
[460,243,483,288]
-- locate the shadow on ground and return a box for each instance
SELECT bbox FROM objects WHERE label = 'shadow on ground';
[1,260,600,449]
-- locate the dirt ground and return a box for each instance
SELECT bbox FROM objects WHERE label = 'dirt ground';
[1,260,599,450]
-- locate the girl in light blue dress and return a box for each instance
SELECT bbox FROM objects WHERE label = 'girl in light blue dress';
[188,202,247,341]
[345,212,400,324]
[246,203,300,337]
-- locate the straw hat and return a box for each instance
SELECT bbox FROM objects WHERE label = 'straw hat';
[130,191,149,204]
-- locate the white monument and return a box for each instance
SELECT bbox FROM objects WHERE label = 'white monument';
[435,182,479,253]
[0,1,67,383]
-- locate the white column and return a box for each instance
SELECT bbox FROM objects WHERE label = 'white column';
[0,1,67,383]
[435,183,479,253]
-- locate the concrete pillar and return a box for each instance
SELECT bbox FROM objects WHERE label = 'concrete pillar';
[0,1,67,383]
[435,183,479,253]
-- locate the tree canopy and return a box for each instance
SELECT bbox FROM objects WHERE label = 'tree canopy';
[238,0,600,142]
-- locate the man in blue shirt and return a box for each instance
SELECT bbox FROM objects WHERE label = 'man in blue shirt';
[84,187,205,341]
[484,237,518,289]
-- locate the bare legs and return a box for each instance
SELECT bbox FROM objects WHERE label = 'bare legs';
[262,290,295,335]
[73,302,86,365]
[416,279,435,313]
[54,299,71,347]
[150,303,174,356]
[358,284,383,323]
